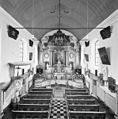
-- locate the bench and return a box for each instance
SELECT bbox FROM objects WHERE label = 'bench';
[29,91,52,94]
[31,88,53,91]
[69,111,106,119]
[12,110,49,119]
[20,98,51,104]
[67,99,97,105]
[69,104,99,111]
[66,95,95,99]
[65,88,88,92]
[23,94,52,99]
[66,92,89,95]
[17,104,50,111]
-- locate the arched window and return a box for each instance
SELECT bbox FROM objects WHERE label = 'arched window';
[20,39,27,62]
[95,40,99,66]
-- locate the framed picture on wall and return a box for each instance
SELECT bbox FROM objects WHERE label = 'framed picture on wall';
[98,47,110,65]
[29,39,33,47]
[7,25,19,40]
[84,54,89,61]
[29,52,33,60]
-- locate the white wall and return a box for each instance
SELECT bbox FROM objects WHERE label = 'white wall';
[0,7,38,83]
[81,10,118,84]
[80,10,118,115]
[0,29,2,79]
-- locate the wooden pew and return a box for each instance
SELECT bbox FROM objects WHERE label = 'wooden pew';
[17,104,50,111]
[69,111,106,119]
[66,92,89,95]
[31,88,53,91]
[12,110,49,119]
[20,98,50,104]
[68,104,100,111]
[67,99,97,105]
[23,94,52,99]
[66,95,95,99]
[65,88,88,92]
[29,91,52,94]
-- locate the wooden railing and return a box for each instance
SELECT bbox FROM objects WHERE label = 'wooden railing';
[0,73,33,116]
[85,72,118,115]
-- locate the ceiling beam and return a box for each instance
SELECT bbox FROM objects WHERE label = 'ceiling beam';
[15,27,104,30]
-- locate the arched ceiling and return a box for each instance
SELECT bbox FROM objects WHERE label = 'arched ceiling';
[0,0,118,40]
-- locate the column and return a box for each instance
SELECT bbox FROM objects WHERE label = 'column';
[66,51,69,67]
[49,50,52,66]
[52,51,54,66]
[64,51,66,66]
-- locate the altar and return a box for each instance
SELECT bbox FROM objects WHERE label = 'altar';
[54,72,65,80]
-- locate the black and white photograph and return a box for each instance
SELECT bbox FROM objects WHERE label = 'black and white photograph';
[0,0,118,119]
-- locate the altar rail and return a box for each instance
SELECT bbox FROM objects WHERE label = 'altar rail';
[34,79,84,88]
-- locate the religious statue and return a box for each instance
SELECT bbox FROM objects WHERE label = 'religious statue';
[57,58,62,73]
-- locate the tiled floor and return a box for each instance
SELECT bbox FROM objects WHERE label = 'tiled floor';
[50,99,68,119]
[53,86,65,98]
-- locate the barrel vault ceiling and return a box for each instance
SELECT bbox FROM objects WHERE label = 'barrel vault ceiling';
[0,0,118,40]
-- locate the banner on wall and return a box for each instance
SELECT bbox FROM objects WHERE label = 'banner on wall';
[7,25,19,40]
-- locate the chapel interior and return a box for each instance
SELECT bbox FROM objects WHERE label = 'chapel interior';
[0,0,118,119]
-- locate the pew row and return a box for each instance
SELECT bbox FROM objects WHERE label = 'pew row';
[67,99,97,105]
[23,94,52,99]
[12,110,49,119]
[16,104,50,111]
[65,88,88,92]
[20,99,51,104]
[68,104,100,111]
[29,91,52,94]
[31,88,53,91]
[66,92,89,95]
[66,95,95,99]
[69,111,106,119]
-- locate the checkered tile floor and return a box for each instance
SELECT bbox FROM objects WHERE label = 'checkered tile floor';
[50,99,68,119]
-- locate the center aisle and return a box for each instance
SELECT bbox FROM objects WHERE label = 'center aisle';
[50,98,68,119]
[49,86,68,119]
